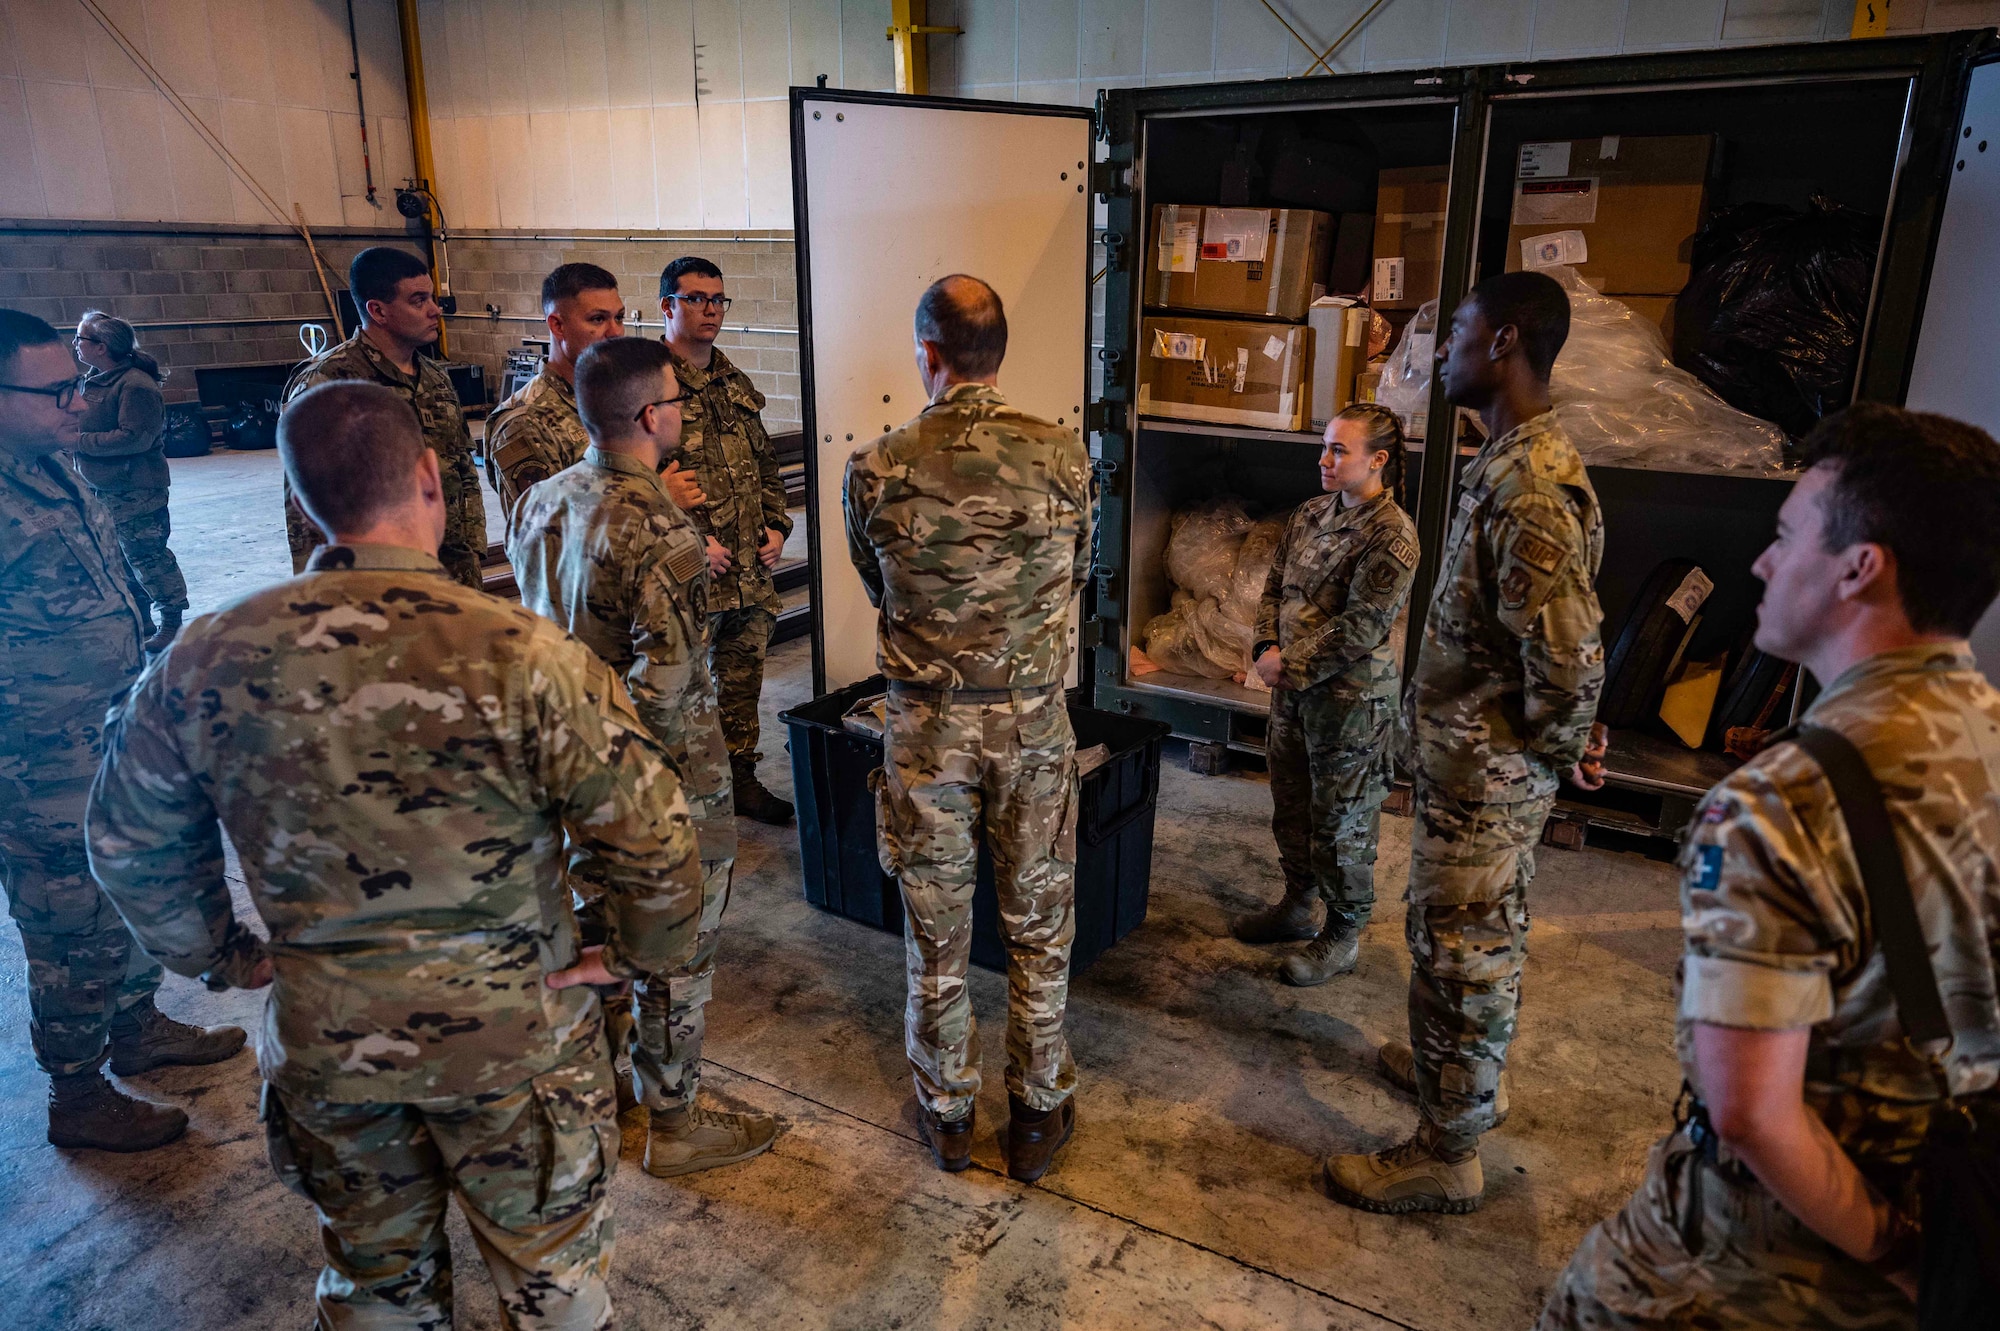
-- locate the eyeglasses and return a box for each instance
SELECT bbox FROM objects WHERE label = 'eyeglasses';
[73,333,105,346]
[0,377,84,409]
[665,294,731,314]
[634,389,694,422]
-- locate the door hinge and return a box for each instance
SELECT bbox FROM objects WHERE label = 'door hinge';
[1087,402,1123,436]
[1079,616,1110,649]
[1091,160,1129,198]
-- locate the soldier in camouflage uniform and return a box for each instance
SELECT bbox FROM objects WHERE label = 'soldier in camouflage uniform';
[660,256,795,824]
[1328,273,1607,1214]
[1542,405,2000,1330]
[281,247,486,588]
[0,309,244,1156]
[89,380,705,1330]
[71,311,188,653]
[845,276,1092,1183]
[511,336,779,1180]
[1237,403,1419,987]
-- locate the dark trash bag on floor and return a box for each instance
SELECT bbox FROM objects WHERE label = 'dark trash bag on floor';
[161,404,210,458]
[1675,196,1878,445]
[225,400,278,451]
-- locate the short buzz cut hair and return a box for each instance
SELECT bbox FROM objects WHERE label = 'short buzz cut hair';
[914,274,1007,378]
[0,307,64,379]
[659,256,723,299]
[278,381,428,537]
[542,262,620,313]
[1800,401,2000,636]
[347,247,432,313]
[575,336,674,441]
[1467,270,1571,379]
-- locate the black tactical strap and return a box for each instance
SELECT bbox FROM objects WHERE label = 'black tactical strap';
[1793,724,1952,1048]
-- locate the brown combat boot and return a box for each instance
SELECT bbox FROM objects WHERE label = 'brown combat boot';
[1005,1094,1075,1183]
[1376,1039,1510,1128]
[1323,1120,1484,1215]
[47,1070,188,1152]
[731,757,794,826]
[644,1102,779,1177]
[917,1103,975,1173]
[143,606,184,656]
[1280,924,1359,986]
[1231,889,1320,945]
[108,999,248,1076]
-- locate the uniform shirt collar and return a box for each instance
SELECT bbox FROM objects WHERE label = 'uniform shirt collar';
[305,542,449,574]
[665,343,737,387]
[1327,488,1392,528]
[1807,641,1978,715]
[0,446,81,494]
[584,445,670,491]
[537,367,577,405]
[1463,408,1560,485]
[928,381,1005,409]
[348,331,420,387]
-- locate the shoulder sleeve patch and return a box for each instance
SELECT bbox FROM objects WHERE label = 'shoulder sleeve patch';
[1388,535,1419,569]
[1512,528,1566,575]
[1693,844,1724,892]
[662,528,706,585]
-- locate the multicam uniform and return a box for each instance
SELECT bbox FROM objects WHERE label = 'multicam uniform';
[0,448,161,1077]
[1405,411,1604,1150]
[280,332,487,588]
[844,382,1092,1121]
[1541,643,2000,1330]
[72,364,188,623]
[87,542,704,1330]
[510,447,736,1117]
[667,346,791,768]
[1254,489,1419,937]
[485,367,591,524]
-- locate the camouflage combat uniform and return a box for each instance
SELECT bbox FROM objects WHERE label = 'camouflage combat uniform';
[72,364,188,620]
[510,446,737,1116]
[1404,411,1603,1149]
[1540,643,2000,1330]
[0,447,161,1076]
[485,367,591,524]
[844,382,1092,1120]
[87,542,704,1330]
[280,332,487,588]
[667,345,791,766]
[1254,489,1419,934]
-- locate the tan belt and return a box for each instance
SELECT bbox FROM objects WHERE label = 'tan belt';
[885,680,1062,704]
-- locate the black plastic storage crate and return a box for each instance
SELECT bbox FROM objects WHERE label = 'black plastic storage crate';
[780,676,1169,977]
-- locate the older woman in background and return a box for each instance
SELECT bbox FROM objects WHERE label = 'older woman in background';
[73,310,188,652]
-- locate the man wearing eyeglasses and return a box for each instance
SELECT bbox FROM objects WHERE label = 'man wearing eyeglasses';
[0,309,245,1154]
[659,257,795,826]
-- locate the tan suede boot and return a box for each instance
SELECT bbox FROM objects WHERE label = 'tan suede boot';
[1323,1120,1484,1215]
[1280,925,1359,986]
[644,1103,779,1177]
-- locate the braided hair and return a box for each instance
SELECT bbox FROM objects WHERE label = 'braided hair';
[1334,401,1408,509]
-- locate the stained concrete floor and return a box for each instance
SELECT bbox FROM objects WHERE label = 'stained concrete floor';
[1,449,1689,1330]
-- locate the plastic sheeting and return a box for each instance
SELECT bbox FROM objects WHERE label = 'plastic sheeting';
[1376,300,1437,440]
[1545,266,1790,477]
[1142,500,1291,679]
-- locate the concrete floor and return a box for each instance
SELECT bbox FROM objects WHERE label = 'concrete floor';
[0,449,1689,1330]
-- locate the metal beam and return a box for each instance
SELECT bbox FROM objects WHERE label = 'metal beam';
[887,0,960,96]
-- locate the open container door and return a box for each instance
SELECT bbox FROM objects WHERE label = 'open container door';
[1904,56,2000,681]
[790,88,1095,694]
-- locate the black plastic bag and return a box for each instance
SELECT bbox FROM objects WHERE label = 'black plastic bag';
[1675,196,1879,444]
[225,400,278,451]
[161,404,211,458]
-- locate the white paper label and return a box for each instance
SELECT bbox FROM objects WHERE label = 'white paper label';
[1512,177,1599,226]
[1343,307,1368,347]
[1231,347,1249,393]
[1373,256,1406,302]
[1261,335,1285,361]
[1151,329,1206,361]
[1518,141,1572,179]
[1201,207,1270,263]
[1600,135,1620,160]
[1666,567,1715,622]
[1520,229,1589,269]
[1159,221,1199,273]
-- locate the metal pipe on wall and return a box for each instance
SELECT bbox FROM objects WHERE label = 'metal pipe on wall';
[394,0,448,354]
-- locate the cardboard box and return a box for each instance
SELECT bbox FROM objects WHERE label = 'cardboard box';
[1309,299,1372,428]
[1371,166,1449,311]
[1146,205,1332,322]
[1505,135,1713,296]
[1138,315,1311,432]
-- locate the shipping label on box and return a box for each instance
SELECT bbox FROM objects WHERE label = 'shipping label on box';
[1139,315,1309,432]
[1505,134,1713,296]
[1146,204,1332,321]
[1371,165,1449,311]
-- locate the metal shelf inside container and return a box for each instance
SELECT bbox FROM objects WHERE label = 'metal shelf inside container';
[1138,416,1440,453]
[1124,668,1271,715]
[1601,728,1737,798]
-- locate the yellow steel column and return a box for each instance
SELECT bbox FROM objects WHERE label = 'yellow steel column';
[1851,0,1892,37]
[888,0,960,96]
[394,0,449,352]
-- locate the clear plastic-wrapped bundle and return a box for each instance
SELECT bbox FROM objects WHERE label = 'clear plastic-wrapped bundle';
[1544,265,1789,477]
[1375,300,1437,440]
[1142,501,1291,679]
[1163,498,1253,602]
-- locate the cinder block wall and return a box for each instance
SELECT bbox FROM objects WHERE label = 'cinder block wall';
[447,232,800,431]
[0,222,801,429]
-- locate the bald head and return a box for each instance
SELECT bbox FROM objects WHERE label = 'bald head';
[914,275,1007,379]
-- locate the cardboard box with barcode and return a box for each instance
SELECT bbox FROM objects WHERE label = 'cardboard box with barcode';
[1505,134,1713,325]
[1370,166,1449,312]
[1138,315,1310,432]
[1146,205,1333,322]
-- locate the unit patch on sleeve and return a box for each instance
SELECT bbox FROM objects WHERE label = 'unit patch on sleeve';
[1693,844,1725,892]
[1513,529,1565,574]
[1389,536,1419,568]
